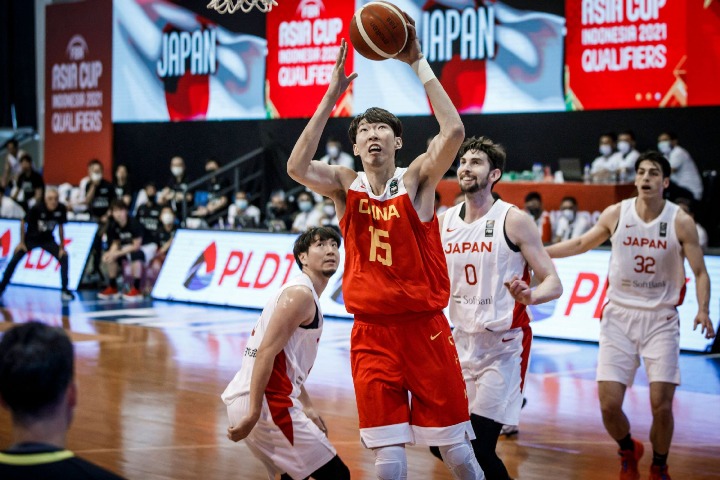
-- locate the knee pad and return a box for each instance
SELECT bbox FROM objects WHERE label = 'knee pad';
[373,446,407,480]
[439,440,485,480]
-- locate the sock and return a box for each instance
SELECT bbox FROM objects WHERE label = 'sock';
[109,278,118,289]
[617,434,634,451]
[652,451,668,467]
[133,278,141,290]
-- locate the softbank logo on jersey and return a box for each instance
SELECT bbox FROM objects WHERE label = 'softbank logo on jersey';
[183,242,217,291]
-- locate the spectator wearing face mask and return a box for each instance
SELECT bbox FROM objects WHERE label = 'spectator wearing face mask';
[616,130,640,182]
[227,191,261,230]
[319,136,354,169]
[265,190,293,232]
[82,159,115,222]
[291,191,318,232]
[657,132,703,202]
[190,158,230,226]
[552,196,591,243]
[675,197,708,252]
[135,182,162,243]
[159,156,193,216]
[590,132,622,183]
[524,191,552,244]
[145,206,178,290]
[316,197,339,232]
[113,164,133,207]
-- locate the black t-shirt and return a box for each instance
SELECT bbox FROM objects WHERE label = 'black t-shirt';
[165,175,193,208]
[0,443,124,479]
[25,203,67,244]
[113,182,133,202]
[86,180,116,218]
[136,203,161,243]
[155,225,175,246]
[107,218,143,247]
[14,171,44,210]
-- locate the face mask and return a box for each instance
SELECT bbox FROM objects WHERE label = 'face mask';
[298,201,313,212]
[90,172,103,182]
[327,145,340,158]
[526,207,540,218]
[617,140,631,154]
[599,144,613,156]
[323,205,335,216]
[658,140,672,155]
[160,213,175,225]
[561,209,576,222]
[235,199,248,210]
[171,166,184,177]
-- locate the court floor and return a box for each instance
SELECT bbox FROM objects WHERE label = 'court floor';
[1,285,719,479]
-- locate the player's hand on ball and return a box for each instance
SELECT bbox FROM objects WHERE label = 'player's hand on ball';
[395,12,421,65]
[504,275,533,305]
[227,415,258,442]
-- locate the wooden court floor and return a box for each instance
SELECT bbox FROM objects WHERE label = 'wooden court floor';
[0,287,719,479]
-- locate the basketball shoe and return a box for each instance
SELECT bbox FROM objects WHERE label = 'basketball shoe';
[122,287,143,301]
[649,464,671,480]
[98,286,120,300]
[618,439,644,480]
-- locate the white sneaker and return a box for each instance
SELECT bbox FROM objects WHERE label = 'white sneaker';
[500,424,518,436]
[61,290,75,301]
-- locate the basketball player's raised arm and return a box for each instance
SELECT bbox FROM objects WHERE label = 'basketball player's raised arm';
[676,211,715,339]
[546,203,620,258]
[398,17,464,196]
[287,39,358,199]
[505,209,562,305]
[227,286,316,442]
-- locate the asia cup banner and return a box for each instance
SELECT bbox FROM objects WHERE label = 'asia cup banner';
[44,0,113,184]
[0,219,98,291]
[266,0,355,118]
[152,230,347,317]
[112,0,267,122]
[565,0,688,109]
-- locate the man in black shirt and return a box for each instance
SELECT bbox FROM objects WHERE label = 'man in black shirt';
[10,154,44,212]
[135,182,162,244]
[159,156,193,219]
[0,322,125,479]
[190,158,229,226]
[0,188,73,301]
[84,159,115,221]
[98,200,145,301]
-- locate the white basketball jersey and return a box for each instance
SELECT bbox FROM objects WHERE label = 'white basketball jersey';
[441,200,530,333]
[608,199,686,309]
[222,274,323,404]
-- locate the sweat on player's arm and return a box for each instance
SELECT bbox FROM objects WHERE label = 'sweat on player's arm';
[227,285,316,442]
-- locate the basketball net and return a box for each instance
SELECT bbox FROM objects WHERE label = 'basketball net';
[206,0,278,14]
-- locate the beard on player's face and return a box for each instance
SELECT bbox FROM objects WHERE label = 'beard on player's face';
[322,267,338,278]
[459,173,490,193]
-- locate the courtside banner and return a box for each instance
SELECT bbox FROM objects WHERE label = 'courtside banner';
[152,230,348,317]
[0,220,97,290]
[529,250,720,352]
[565,0,687,109]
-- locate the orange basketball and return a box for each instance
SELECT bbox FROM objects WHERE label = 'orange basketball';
[349,1,408,61]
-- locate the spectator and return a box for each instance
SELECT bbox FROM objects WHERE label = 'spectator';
[113,164,133,207]
[658,131,703,201]
[135,182,162,243]
[0,188,74,302]
[552,196,591,243]
[315,197,339,231]
[0,322,125,479]
[590,132,622,183]
[144,206,177,293]
[524,191,552,244]
[159,156,193,217]
[676,197,708,252]
[83,159,115,221]
[291,191,317,232]
[98,200,145,301]
[190,158,229,226]
[10,154,44,212]
[1,139,27,190]
[265,190,293,232]
[319,136,354,169]
[0,188,24,218]
[226,191,260,229]
[616,130,640,182]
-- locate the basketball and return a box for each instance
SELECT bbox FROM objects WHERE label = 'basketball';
[349,1,408,61]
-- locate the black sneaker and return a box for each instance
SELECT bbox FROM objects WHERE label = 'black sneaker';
[61,290,76,301]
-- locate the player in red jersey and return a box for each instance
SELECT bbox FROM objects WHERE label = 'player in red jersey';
[287,21,483,480]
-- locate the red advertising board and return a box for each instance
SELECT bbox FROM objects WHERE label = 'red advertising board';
[265,0,355,118]
[687,0,720,106]
[565,0,688,109]
[44,0,113,184]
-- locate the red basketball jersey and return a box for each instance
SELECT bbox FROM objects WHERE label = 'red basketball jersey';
[339,168,450,317]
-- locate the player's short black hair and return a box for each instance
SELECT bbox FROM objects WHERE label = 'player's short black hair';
[293,226,341,270]
[635,151,671,178]
[458,136,506,175]
[0,322,74,425]
[348,107,403,145]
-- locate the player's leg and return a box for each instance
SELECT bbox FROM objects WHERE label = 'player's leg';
[469,415,508,480]
[308,454,350,480]
[42,240,71,294]
[648,382,675,472]
[373,445,407,480]
[598,381,630,440]
[126,251,145,297]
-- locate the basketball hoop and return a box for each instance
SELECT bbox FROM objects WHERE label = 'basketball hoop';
[207,0,278,14]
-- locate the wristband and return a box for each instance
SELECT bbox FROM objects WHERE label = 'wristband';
[411,57,436,85]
